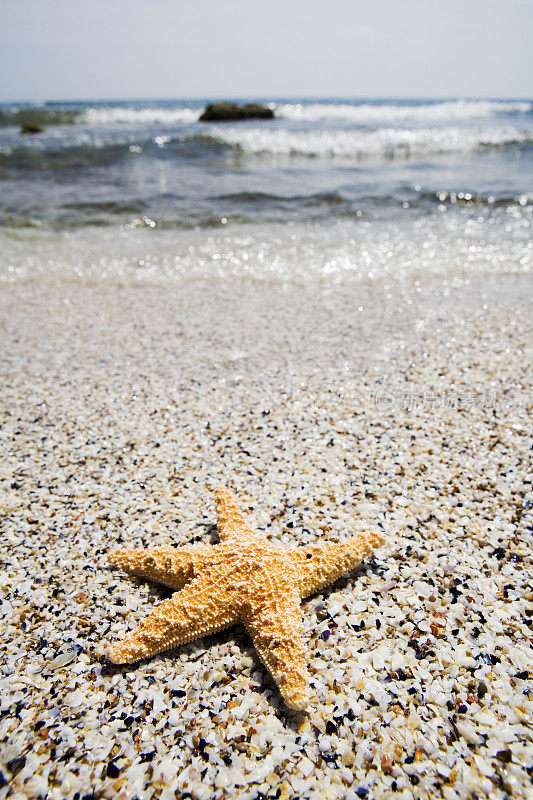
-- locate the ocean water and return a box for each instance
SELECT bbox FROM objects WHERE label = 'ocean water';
[0,98,531,284]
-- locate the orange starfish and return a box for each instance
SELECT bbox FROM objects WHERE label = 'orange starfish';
[107,488,384,710]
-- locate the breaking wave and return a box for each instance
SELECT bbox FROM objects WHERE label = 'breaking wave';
[200,125,533,159]
[80,106,200,125]
[1,100,529,129]
[275,100,532,123]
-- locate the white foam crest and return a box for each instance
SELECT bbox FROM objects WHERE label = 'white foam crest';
[276,100,532,123]
[210,125,531,158]
[81,107,199,125]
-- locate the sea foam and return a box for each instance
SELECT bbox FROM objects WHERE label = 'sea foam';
[80,107,199,125]
[275,100,532,123]
[204,124,532,159]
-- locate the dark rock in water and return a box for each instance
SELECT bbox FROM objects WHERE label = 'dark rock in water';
[199,102,274,122]
[21,122,44,135]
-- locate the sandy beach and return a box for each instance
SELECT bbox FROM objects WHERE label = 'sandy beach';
[0,260,531,799]
[2,0,533,789]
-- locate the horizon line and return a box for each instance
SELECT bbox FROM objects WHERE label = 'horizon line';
[1,94,532,106]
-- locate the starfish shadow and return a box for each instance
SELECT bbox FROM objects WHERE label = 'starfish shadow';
[155,623,307,727]
[103,559,376,727]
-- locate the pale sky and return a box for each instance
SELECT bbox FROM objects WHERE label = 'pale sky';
[0,0,531,102]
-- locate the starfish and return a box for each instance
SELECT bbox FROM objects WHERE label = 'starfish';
[107,488,384,710]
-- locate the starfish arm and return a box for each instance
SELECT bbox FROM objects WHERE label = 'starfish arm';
[107,570,239,664]
[243,575,309,711]
[289,531,384,598]
[214,486,261,544]
[108,545,212,590]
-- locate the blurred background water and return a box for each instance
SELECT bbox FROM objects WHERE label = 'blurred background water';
[0,97,531,284]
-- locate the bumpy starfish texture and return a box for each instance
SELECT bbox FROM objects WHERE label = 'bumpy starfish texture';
[107,488,384,710]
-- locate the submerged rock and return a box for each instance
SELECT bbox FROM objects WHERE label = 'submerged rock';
[21,122,44,135]
[199,102,274,122]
